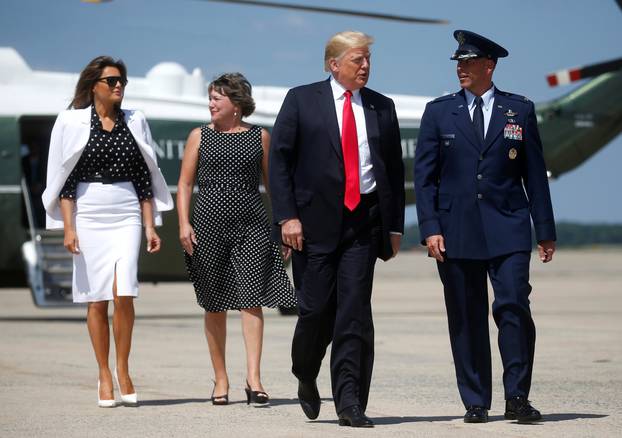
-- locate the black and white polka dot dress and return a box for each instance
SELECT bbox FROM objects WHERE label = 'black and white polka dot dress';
[185,125,295,312]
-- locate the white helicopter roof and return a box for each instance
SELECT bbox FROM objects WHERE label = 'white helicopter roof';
[0,47,428,128]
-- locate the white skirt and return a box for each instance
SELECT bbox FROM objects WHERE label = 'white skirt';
[72,182,142,303]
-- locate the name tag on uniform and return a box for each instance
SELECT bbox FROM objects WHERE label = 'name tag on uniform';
[441,133,455,146]
[503,124,523,140]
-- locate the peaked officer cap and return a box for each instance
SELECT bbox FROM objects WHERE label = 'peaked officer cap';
[450,30,509,61]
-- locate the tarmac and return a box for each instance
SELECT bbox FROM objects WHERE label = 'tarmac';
[1,249,621,437]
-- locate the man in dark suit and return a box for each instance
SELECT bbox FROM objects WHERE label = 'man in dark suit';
[415,30,556,424]
[269,31,405,427]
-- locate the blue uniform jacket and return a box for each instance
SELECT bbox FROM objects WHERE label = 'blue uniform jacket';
[414,88,556,259]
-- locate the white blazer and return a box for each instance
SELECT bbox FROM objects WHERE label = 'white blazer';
[41,107,174,230]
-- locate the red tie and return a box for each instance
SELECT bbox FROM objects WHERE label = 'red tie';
[341,90,360,211]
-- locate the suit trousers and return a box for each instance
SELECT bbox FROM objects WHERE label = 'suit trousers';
[436,251,535,409]
[291,193,380,413]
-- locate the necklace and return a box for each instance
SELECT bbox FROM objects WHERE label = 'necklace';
[211,123,247,133]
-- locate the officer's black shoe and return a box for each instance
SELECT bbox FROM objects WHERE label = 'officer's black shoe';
[297,379,320,420]
[338,405,374,427]
[504,396,542,423]
[464,406,488,423]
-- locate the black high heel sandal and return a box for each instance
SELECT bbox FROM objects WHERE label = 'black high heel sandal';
[211,380,229,406]
[245,380,269,405]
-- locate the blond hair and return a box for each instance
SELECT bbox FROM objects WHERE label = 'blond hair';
[324,31,374,72]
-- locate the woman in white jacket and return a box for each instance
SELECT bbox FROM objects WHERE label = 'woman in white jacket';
[41,56,173,407]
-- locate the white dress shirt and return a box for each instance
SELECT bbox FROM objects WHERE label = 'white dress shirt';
[465,85,495,137]
[330,76,376,194]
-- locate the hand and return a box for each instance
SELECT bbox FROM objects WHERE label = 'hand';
[425,234,445,262]
[281,218,304,252]
[179,223,197,256]
[145,226,161,253]
[537,240,555,263]
[281,245,292,261]
[63,228,80,254]
[390,234,401,259]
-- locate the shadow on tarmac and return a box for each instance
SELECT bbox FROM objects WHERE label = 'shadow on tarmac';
[373,415,463,424]
[538,413,608,422]
[137,397,336,408]
[312,412,609,426]
[314,416,462,425]
[138,398,211,406]
[491,413,608,425]
[267,397,333,407]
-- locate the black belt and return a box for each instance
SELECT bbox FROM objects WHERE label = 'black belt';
[356,191,378,207]
[82,175,131,184]
[343,191,379,215]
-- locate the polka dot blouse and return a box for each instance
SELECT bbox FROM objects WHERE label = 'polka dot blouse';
[59,106,153,201]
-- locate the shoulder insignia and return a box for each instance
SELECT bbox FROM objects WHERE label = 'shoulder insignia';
[503,92,530,103]
[430,93,456,104]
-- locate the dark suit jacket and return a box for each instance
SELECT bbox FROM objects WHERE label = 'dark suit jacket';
[269,79,405,261]
[415,88,556,259]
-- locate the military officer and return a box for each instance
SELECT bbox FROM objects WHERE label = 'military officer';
[414,30,556,424]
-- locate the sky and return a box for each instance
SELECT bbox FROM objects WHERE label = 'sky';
[1,0,621,223]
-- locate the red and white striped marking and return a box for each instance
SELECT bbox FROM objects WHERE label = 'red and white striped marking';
[546,68,582,87]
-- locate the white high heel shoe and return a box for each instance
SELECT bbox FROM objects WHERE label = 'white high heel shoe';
[97,380,116,408]
[114,369,138,406]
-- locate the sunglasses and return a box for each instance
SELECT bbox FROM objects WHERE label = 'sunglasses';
[98,76,128,87]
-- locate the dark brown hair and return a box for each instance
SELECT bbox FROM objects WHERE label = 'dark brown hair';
[68,56,128,109]
[208,72,255,117]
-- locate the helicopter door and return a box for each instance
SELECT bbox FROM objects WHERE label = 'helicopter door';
[19,116,52,228]
[19,116,74,306]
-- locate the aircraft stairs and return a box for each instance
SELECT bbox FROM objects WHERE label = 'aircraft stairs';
[20,178,75,307]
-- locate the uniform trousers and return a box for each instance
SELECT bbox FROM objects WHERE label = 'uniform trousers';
[291,193,380,413]
[437,251,535,409]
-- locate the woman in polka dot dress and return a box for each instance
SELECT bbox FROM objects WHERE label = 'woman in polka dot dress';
[177,73,295,405]
[41,56,174,407]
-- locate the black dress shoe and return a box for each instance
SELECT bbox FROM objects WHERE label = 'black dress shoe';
[504,396,542,422]
[464,406,488,423]
[297,380,320,420]
[338,405,374,427]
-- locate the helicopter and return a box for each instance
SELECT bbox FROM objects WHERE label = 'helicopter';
[1,0,620,306]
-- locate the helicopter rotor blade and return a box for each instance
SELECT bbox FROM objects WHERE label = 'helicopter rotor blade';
[547,57,622,87]
[203,0,449,24]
